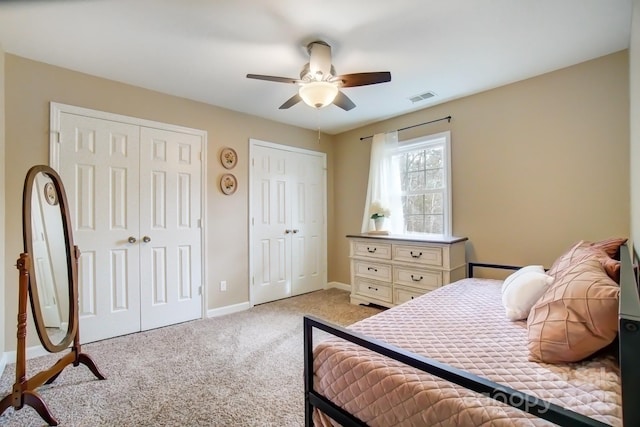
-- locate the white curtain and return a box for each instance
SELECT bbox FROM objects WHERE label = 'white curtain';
[361,131,405,234]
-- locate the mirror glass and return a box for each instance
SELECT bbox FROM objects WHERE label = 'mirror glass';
[26,170,73,348]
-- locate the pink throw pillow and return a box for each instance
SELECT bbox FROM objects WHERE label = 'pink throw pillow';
[547,240,622,283]
[527,258,619,363]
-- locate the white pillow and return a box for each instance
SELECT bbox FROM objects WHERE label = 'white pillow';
[501,265,545,293]
[501,267,553,321]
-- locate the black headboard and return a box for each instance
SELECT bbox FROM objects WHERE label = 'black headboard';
[619,243,640,426]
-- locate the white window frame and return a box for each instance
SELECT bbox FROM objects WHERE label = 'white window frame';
[392,131,452,236]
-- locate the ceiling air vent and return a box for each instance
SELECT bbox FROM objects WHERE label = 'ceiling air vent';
[409,91,436,103]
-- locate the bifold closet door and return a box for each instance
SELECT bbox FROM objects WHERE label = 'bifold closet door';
[57,112,203,344]
[289,152,324,296]
[59,113,142,343]
[138,127,202,330]
[251,145,292,305]
[251,144,325,305]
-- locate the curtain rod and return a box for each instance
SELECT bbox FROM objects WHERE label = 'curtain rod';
[359,115,452,141]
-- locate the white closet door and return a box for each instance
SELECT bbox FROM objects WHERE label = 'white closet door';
[57,110,205,344]
[30,175,62,328]
[290,153,324,296]
[59,113,141,343]
[250,141,326,305]
[251,145,292,304]
[139,127,202,330]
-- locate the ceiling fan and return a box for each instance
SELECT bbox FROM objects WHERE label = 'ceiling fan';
[246,41,391,111]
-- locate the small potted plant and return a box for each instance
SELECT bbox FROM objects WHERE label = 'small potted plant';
[369,201,391,231]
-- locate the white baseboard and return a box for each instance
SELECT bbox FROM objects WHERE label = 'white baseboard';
[326,281,351,292]
[207,301,251,318]
[0,352,6,377]
[3,344,49,365]
[206,286,352,318]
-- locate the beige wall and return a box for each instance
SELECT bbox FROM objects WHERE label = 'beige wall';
[2,47,632,351]
[331,51,630,284]
[0,46,6,362]
[631,0,640,248]
[3,54,336,349]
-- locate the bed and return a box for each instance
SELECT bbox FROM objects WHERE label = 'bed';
[303,243,640,426]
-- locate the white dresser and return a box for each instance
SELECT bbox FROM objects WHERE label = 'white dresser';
[347,234,468,307]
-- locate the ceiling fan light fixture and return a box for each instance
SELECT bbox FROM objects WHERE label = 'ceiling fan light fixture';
[247,41,390,111]
[298,81,338,109]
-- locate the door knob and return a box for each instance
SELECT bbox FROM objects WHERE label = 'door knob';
[142,236,151,243]
[285,229,292,234]
[292,229,299,234]
[128,236,137,244]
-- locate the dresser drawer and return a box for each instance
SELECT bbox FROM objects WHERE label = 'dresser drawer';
[393,244,442,266]
[353,260,392,282]
[353,277,392,303]
[393,286,425,305]
[394,266,442,290]
[353,241,392,260]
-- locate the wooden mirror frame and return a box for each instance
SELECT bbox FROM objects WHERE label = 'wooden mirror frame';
[23,165,77,352]
[0,165,105,426]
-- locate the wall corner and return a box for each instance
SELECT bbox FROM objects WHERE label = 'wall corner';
[0,43,7,371]
[631,0,640,251]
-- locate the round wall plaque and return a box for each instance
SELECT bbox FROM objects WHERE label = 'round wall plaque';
[220,173,237,195]
[220,147,237,169]
[44,182,58,205]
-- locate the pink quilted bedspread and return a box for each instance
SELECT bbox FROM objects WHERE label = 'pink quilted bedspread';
[313,279,621,426]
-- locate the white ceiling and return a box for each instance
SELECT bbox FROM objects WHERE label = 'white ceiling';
[0,0,632,134]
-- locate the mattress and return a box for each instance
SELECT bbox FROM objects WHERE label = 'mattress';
[312,278,622,426]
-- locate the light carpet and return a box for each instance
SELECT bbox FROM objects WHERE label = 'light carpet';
[0,288,382,426]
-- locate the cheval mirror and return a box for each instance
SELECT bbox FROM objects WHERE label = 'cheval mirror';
[0,165,105,426]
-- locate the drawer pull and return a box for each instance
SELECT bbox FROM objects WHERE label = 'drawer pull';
[367,247,377,253]
[367,267,378,272]
[410,274,423,282]
[410,251,423,258]
[367,286,379,291]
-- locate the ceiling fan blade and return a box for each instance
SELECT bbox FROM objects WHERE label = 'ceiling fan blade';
[333,91,356,111]
[336,72,391,88]
[246,74,301,84]
[308,41,332,77]
[279,94,302,109]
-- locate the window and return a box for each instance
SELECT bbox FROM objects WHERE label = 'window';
[392,131,451,235]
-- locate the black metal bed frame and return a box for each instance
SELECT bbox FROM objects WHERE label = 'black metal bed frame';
[303,244,640,427]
